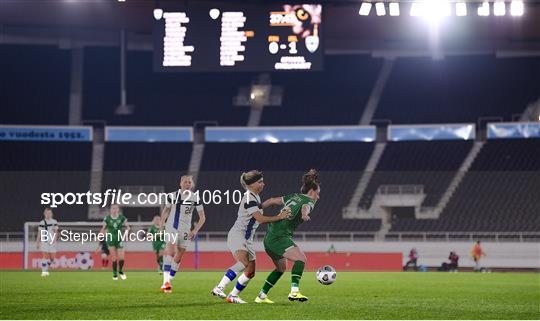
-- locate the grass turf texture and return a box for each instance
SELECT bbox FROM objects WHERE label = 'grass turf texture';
[1,271,538,319]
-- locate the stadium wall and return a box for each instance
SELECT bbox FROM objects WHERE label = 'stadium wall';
[1,241,538,270]
[0,250,401,271]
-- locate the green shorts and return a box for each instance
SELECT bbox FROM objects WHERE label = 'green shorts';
[263,235,296,261]
[106,239,124,249]
[152,242,165,253]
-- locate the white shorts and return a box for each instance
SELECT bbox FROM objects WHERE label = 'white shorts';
[40,242,57,254]
[227,230,256,261]
[165,225,191,249]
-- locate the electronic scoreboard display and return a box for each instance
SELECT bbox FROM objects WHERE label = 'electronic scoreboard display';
[153,3,323,72]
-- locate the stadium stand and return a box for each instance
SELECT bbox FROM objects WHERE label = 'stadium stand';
[375,55,540,124]
[0,141,92,231]
[359,141,473,210]
[0,45,71,125]
[82,49,382,126]
[198,142,381,232]
[84,47,252,126]
[391,139,540,232]
[82,47,120,124]
[100,141,194,220]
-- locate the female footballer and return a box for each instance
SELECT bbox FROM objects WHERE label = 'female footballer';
[99,204,130,280]
[255,169,320,303]
[211,170,290,303]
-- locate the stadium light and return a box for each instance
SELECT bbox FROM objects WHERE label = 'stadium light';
[375,2,386,16]
[359,2,372,16]
[478,1,490,16]
[153,8,163,20]
[389,2,400,16]
[510,0,524,16]
[425,0,451,19]
[494,1,506,16]
[456,2,467,16]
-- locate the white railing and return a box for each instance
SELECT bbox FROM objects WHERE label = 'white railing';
[3,230,538,244]
[384,231,540,243]
[377,185,424,195]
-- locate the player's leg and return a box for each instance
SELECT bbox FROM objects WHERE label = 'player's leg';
[101,251,109,269]
[212,258,246,298]
[255,258,286,303]
[212,233,249,298]
[40,250,49,276]
[161,242,175,292]
[283,246,308,302]
[117,247,126,279]
[157,248,164,272]
[229,259,255,297]
[48,252,55,273]
[225,250,251,303]
[170,245,186,278]
[109,246,118,280]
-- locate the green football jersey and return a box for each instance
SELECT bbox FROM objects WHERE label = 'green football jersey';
[103,214,127,241]
[266,193,316,238]
[148,225,164,246]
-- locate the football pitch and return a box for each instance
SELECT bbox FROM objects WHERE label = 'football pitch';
[1,271,538,319]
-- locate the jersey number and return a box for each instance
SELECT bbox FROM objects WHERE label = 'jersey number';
[284,200,297,220]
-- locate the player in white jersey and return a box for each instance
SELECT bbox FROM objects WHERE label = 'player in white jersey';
[36,208,58,277]
[159,175,206,293]
[211,170,290,303]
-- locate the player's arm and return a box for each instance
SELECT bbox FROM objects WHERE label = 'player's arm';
[36,226,42,249]
[189,207,206,240]
[53,225,59,243]
[123,219,130,232]
[160,194,173,230]
[262,197,284,209]
[99,221,107,236]
[301,204,312,222]
[253,207,290,224]
[159,206,171,230]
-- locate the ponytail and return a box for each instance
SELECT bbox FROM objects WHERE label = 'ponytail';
[241,170,263,190]
[301,169,319,194]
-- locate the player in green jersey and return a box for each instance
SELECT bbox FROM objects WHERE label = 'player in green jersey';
[255,169,320,303]
[147,215,165,272]
[99,204,130,280]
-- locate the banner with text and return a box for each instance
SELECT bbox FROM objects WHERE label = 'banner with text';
[0,126,92,142]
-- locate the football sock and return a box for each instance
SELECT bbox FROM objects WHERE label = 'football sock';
[261,270,284,296]
[230,272,252,296]
[170,262,179,277]
[217,261,245,289]
[163,255,172,284]
[41,260,48,272]
[291,261,305,293]
[157,256,163,271]
[119,259,124,273]
[112,260,118,277]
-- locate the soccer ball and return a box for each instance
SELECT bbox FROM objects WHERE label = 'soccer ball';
[316,265,336,285]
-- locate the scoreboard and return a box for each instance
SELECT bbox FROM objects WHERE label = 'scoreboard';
[153,3,323,72]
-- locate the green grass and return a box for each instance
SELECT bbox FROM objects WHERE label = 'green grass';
[1,271,539,319]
